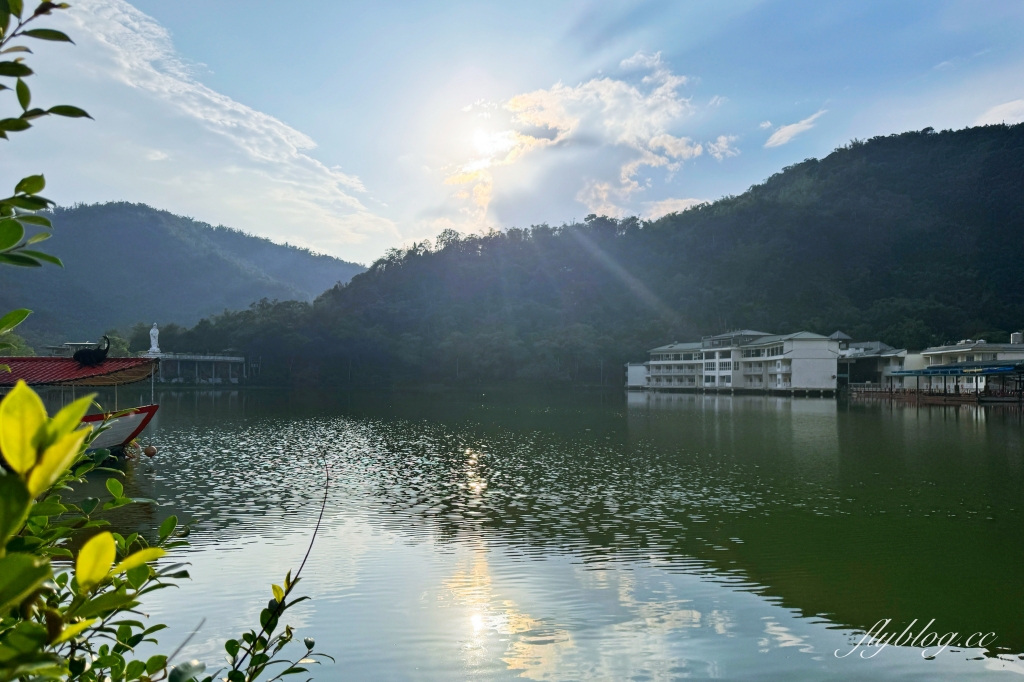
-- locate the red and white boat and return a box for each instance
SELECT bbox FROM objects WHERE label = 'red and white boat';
[0,357,161,451]
[81,404,160,451]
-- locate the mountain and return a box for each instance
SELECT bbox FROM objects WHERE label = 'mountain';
[0,202,364,345]
[136,123,1024,385]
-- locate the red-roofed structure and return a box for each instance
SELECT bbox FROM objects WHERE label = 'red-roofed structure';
[0,357,157,387]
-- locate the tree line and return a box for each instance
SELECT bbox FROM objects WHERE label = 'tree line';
[129,123,1024,386]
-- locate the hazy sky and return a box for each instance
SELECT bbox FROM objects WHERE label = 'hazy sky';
[2,0,1023,263]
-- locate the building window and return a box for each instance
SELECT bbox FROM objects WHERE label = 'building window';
[704,362,716,371]
[722,375,731,384]
[704,375,715,384]
[683,353,693,361]
[719,361,732,371]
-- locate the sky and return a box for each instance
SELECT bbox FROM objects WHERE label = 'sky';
[2,0,1023,264]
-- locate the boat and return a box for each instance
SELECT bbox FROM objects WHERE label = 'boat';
[81,404,160,452]
[0,356,162,452]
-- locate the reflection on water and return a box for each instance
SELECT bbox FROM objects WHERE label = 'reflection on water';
[55,388,1024,680]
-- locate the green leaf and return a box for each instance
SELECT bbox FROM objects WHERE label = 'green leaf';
[111,547,165,575]
[0,46,32,54]
[126,563,149,589]
[0,116,31,131]
[14,174,43,194]
[224,639,240,657]
[0,60,32,77]
[52,617,96,644]
[76,532,115,592]
[8,0,21,18]
[0,252,39,266]
[106,478,123,498]
[75,588,138,618]
[0,217,23,250]
[15,77,28,109]
[0,475,31,545]
[125,659,145,680]
[158,515,177,540]
[22,28,72,42]
[0,308,30,334]
[80,497,99,515]
[4,621,48,654]
[7,194,51,209]
[47,104,90,118]
[0,552,50,612]
[19,106,46,120]
[32,1,66,17]
[28,499,66,517]
[25,231,49,244]
[17,214,51,227]
[16,249,61,266]
[146,655,167,674]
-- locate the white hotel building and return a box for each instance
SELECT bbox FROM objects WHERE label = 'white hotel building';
[636,330,841,395]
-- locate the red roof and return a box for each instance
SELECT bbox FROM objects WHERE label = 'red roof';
[0,357,157,386]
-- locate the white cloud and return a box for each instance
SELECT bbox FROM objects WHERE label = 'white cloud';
[707,135,740,161]
[975,99,1024,125]
[764,110,827,148]
[708,95,727,107]
[759,120,772,129]
[444,51,728,221]
[642,197,705,219]
[649,134,703,160]
[7,0,396,261]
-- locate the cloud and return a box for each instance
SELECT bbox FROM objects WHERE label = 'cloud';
[642,197,705,219]
[975,99,1024,125]
[9,0,396,261]
[444,51,732,222]
[649,134,703,160]
[764,110,827,148]
[707,135,739,161]
[759,120,772,129]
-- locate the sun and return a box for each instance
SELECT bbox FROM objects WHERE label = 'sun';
[472,129,517,157]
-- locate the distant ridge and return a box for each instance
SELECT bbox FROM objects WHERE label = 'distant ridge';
[160,122,1024,385]
[0,202,365,344]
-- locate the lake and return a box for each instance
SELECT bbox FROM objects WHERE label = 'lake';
[69,388,1024,680]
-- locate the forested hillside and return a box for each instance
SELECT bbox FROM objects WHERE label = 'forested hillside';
[0,203,364,344]
[136,124,1024,385]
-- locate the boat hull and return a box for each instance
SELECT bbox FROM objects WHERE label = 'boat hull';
[81,404,159,451]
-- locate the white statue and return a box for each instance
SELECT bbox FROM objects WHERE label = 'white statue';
[149,323,160,354]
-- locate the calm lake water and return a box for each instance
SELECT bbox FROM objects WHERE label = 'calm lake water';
[61,388,1024,680]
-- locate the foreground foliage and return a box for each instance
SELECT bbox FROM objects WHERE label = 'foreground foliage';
[0,381,331,681]
[1,4,329,681]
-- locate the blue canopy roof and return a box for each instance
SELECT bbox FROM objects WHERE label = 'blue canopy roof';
[892,361,1024,377]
